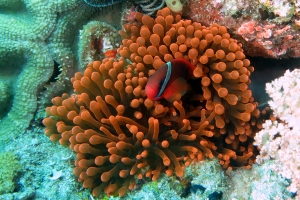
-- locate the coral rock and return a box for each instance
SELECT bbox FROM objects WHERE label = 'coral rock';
[78,21,120,69]
[187,0,300,58]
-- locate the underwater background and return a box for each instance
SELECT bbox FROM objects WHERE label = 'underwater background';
[0,0,300,199]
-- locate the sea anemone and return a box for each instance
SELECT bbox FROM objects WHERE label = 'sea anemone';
[43,7,261,197]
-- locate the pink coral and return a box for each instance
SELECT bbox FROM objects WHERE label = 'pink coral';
[254,69,300,196]
[237,22,256,35]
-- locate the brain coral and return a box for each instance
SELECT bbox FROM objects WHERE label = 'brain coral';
[0,0,103,151]
[43,7,261,197]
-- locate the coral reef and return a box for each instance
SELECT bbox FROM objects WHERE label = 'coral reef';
[108,158,291,199]
[0,151,21,195]
[0,0,297,199]
[43,7,262,197]
[186,0,300,58]
[224,161,292,199]
[0,123,292,199]
[254,69,300,196]
[120,158,228,199]
[0,126,92,199]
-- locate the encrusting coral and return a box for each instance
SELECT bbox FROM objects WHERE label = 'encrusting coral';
[186,0,300,58]
[43,7,261,197]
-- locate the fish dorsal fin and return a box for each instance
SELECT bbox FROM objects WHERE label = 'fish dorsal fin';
[155,61,172,99]
[164,77,187,102]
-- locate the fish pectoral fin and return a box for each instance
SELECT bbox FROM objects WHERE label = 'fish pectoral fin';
[164,77,187,103]
[170,77,188,95]
[164,93,182,103]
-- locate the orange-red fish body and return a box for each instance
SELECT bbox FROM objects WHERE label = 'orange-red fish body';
[145,58,196,103]
[104,49,117,58]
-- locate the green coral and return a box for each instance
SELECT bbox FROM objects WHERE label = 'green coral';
[0,0,97,151]
[146,180,159,191]
[0,151,21,195]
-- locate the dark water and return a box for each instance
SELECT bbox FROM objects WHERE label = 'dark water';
[248,56,300,107]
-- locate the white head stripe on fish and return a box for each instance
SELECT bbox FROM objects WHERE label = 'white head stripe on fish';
[155,61,172,99]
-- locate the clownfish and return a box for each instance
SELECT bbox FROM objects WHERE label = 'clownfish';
[145,58,196,103]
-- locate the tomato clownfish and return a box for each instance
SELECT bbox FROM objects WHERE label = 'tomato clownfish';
[145,58,196,103]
